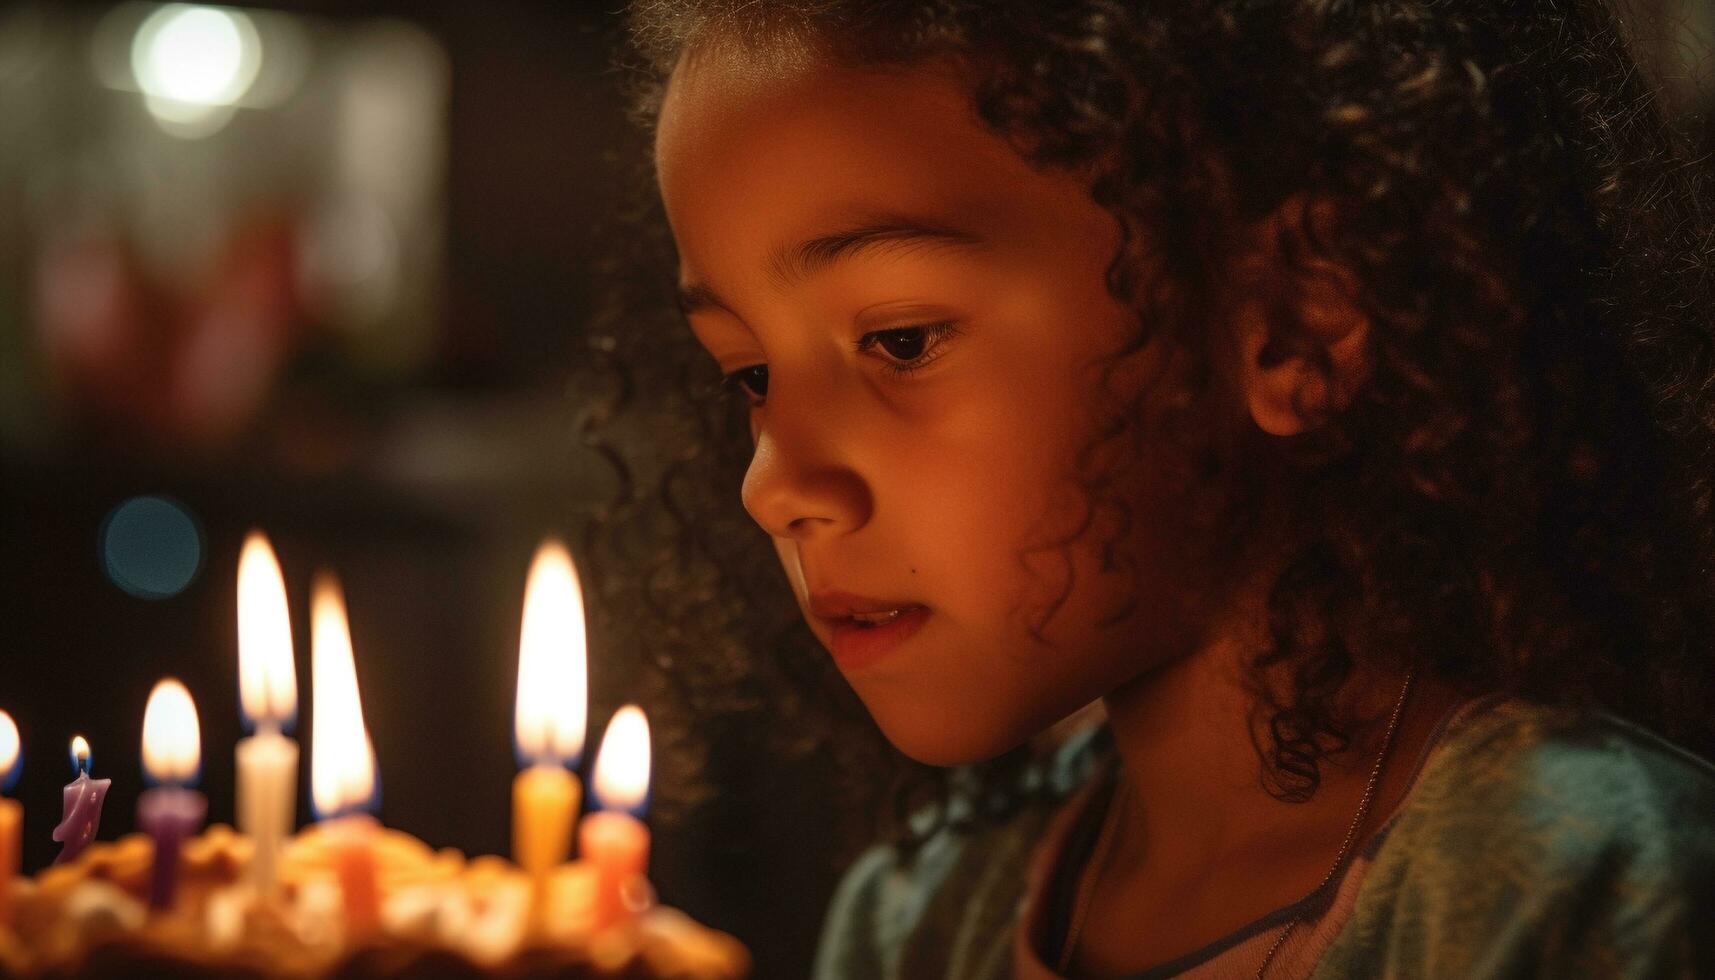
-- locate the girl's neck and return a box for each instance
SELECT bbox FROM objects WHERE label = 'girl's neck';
[1066,645,1466,978]
[1094,568,1466,891]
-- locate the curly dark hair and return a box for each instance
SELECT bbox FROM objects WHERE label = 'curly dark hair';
[584,0,1715,861]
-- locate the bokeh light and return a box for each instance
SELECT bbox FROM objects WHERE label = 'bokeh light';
[100,495,204,599]
[130,4,261,136]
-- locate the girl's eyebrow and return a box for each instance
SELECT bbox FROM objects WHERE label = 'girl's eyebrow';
[675,280,732,318]
[768,217,988,286]
[675,214,988,318]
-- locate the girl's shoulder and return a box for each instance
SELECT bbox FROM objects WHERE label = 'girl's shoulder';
[1318,695,1715,976]
[1390,693,1715,856]
[811,724,1112,980]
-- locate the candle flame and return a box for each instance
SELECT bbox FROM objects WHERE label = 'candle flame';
[238,531,297,728]
[142,679,202,785]
[70,735,90,774]
[591,705,650,815]
[310,573,376,819]
[0,710,19,792]
[514,539,589,767]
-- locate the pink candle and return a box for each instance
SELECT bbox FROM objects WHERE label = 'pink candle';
[52,736,110,865]
[137,786,206,909]
[0,711,20,926]
[582,705,653,932]
[138,679,206,912]
[580,810,650,931]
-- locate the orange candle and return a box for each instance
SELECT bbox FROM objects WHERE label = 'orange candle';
[0,710,20,926]
[0,798,16,927]
[581,705,652,932]
[512,540,588,901]
[310,574,382,939]
[329,814,381,937]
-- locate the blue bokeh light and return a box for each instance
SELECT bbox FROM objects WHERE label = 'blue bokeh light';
[100,496,204,599]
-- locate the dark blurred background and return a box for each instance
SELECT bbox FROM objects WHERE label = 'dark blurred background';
[0,2,1710,977]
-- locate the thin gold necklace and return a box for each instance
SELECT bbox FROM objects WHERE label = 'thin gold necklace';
[1053,667,1418,979]
[1053,772,1129,974]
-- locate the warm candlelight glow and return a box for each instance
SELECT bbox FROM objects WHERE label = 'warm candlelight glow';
[0,711,18,790]
[591,705,650,814]
[54,733,110,865]
[311,574,376,818]
[0,709,16,925]
[514,540,588,766]
[137,683,205,908]
[582,707,653,932]
[142,679,202,785]
[238,531,297,728]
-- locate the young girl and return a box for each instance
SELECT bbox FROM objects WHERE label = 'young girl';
[614,0,1715,975]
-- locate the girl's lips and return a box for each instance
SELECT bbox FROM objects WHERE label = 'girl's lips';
[809,590,924,621]
[827,606,931,670]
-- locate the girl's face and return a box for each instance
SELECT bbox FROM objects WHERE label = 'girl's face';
[655,48,1230,765]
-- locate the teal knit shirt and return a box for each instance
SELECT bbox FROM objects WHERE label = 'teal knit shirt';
[812,697,1715,978]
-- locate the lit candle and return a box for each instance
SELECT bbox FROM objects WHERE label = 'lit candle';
[0,710,20,926]
[235,532,299,895]
[580,705,652,933]
[51,736,111,864]
[137,679,207,911]
[310,572,381,940]
[512,541,588,914]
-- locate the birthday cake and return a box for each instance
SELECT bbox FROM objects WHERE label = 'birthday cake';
[0,824,750,978]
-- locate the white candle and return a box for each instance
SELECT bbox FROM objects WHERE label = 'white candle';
[512,541,589,910]
[235,532,299,895]
[581,705,652,933]
[310,572,381,940]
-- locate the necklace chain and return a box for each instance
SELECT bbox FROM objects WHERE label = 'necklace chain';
[1054,667,1418,979]
[1253,667,1416,977]
[1053,768,1129,974]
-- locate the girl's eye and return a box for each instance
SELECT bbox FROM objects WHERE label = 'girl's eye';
[718,364,769,403]
[856,321,960,377]
[716,321,960,407]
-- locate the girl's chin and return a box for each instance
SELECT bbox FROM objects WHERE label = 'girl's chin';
[863,699,1042,768]
[855,668,1112,767]
[883,727,1034,768]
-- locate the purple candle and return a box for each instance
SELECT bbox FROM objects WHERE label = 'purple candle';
[51,736,110,864]
[137,679,205,911]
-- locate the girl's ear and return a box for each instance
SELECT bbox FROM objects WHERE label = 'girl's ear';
[1232,194,1371,437]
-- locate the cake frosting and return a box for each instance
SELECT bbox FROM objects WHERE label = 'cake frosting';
[0,825,749,978]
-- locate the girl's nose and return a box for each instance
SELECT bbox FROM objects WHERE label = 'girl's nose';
[741,417,872,542]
